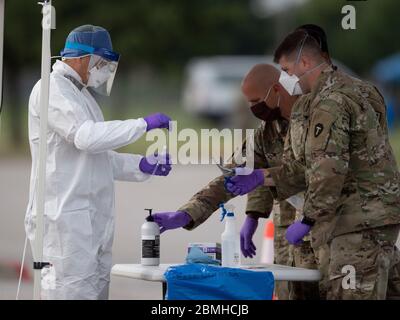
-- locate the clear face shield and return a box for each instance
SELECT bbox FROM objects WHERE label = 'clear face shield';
[87,55,119,96]
[62,42,120,96]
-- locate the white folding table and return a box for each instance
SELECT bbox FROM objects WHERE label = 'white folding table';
[111,263,321,299]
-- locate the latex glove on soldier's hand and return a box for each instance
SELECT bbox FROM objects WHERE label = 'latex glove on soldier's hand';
[144,113,171,131]
[226,168,265,196]
[240,216,259,258]
[153,211,192,234]
[285,220,313,245]
[139,152,172,176]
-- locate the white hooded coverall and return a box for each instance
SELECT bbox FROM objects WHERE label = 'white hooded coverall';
[25,60,150,300]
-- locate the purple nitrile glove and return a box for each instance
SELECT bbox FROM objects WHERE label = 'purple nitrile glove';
[144,113,172,131]
[152,211,192,234]
[286,221,312,245]
[226,169,265,196]
[240,216,259,258]
[139,153,172,176]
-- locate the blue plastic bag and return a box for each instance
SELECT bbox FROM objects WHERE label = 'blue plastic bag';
[164,264,274,300]
[186,247,220,265]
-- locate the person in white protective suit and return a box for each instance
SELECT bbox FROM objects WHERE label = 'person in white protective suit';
[25,25,173,300]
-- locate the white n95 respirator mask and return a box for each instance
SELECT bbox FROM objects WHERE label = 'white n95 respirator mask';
[278,33,327,97]
[87,55,119,96]
[88,65,112,88]
[279,61,327,96]
[279,71,303,96]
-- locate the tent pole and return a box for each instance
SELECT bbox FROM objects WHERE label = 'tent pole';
[33,0,54,301]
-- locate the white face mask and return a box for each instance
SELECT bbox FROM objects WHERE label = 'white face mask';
[87,65,112,89]
[279,34,326,96]
[86,55,118,96]
[279,71,303,96]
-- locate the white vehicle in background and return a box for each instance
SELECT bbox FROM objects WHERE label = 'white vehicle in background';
[182,55,355,126]
[182,56,276,125]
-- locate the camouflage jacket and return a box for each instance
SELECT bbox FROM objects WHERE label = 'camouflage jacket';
[180,119,296,230]
[268,66,400,248]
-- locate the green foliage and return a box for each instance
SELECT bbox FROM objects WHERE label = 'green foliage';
[4,0,274,72]
[294,0,400,74]
[4,1,400,74]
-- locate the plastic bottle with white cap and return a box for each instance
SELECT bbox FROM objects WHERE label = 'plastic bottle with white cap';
[220,203,240,267]
[141,209,160,266]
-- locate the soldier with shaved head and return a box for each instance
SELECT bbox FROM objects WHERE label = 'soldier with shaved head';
[152,63,318,299]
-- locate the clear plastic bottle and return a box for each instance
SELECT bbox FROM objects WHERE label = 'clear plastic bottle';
[220,204,240,267]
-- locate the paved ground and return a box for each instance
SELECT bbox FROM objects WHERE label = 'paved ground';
[1,157,399,300]
[0,157,255,300]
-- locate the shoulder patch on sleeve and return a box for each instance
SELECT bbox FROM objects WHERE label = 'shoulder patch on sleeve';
[309,107,337,151]
[314,123,324,138]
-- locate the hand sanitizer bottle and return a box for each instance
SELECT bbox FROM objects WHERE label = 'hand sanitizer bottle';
[141,209,160,266]
[220,204,240,267]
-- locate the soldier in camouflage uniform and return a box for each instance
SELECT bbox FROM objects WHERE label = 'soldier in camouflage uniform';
[227,30,400,299]
[245,161,319,300]
[178,93,299,300]
[153,64,319,299]
[281,24,397,299]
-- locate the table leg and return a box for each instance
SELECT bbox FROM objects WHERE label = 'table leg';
[162,282,167,300]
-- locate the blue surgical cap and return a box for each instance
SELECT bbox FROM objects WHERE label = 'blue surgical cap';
[61,25,114,59]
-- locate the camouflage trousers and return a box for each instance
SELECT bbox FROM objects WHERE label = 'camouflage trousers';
[274,225,293,300]
[323,224,400,300]
[289,241,325,300]
[274,226,322,300]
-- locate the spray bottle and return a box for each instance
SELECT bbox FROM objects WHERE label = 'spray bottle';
[141,209,160,266]
[220,203,240,267]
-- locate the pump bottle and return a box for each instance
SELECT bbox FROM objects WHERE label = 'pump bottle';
[141,209,160,266]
